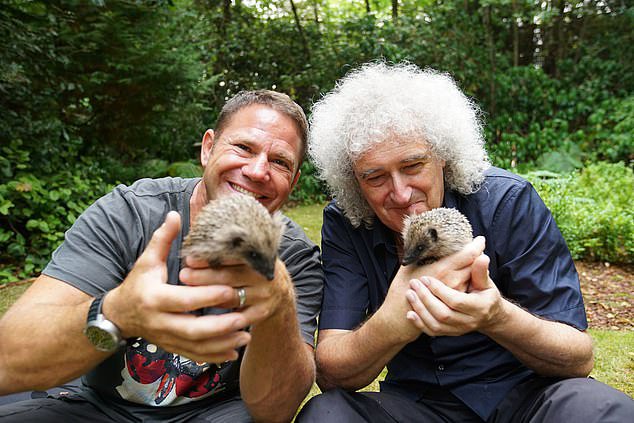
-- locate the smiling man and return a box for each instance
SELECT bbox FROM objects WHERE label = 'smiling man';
[0,90,324,422]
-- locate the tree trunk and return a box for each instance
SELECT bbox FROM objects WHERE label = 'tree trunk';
[483,6,497,123]
[289,0,310,61]
[392,0,398,21]
[365,0,371,13]
[512,0,519,67]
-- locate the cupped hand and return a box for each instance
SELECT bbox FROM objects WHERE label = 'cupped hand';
[405,254,506,337]
[104,211,252,364]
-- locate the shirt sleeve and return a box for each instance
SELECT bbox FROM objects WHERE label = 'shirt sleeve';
[279,217,325,346]
[42,185,146,296]
[318,204,371,330]
[489,180,588,330]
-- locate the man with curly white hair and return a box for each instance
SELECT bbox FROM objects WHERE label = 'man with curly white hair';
[296,62,633,422]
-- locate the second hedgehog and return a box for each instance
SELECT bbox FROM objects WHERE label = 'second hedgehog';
[181,194,283,280]
[401,207,473,266]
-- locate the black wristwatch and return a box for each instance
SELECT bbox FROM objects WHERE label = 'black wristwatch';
[84,293,126,353]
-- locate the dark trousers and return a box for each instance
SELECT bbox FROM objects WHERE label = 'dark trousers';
[0,383,252,422]
[296,377,634,423]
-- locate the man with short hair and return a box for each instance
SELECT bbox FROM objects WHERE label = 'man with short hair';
[0,90,324,422]
[297,62,633,422]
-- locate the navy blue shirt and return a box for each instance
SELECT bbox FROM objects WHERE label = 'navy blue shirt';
[319,167,587,420]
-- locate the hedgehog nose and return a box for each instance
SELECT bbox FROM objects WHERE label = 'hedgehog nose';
[265,270,275,281]
[401,253,416,266]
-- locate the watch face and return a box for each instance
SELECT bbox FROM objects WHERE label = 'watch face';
[85,325,118,352]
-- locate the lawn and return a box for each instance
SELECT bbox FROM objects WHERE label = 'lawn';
[1,202,631,399]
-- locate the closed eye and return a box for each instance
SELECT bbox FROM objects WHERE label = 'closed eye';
[365,174,387,186]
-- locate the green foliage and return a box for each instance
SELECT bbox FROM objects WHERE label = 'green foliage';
[1,0,632,279]
[288,160,328,205]
[525,163,634,264]
[0,141,112,279]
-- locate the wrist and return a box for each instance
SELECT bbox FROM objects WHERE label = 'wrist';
[101,287,132,339]
[372,306,417,346]
[480,296,514,337]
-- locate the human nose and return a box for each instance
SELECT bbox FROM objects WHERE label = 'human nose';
[390,174,412,205]
[243,152,271,182]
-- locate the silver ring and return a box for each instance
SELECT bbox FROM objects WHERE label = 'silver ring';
[237,288,247,308]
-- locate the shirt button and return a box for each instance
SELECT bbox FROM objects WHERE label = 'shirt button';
[437,364,445,371]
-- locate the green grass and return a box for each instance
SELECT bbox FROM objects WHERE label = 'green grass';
[1,202,632,400]
[589,329,634,395]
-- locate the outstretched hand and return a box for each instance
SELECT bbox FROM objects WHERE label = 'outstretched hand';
[405,253,505,337]
[104,211,252,364]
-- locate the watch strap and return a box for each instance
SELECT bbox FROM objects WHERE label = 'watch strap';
[87,293,105,323]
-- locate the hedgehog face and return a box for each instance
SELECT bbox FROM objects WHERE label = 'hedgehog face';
[402,226,437,265]
[223,224,281,280]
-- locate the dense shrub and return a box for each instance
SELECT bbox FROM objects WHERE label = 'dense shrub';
[525,162,634,264]
[0,142,112,281]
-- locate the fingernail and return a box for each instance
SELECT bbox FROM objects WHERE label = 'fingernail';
[406,290,416,302]
[233,319,246,331]
[421,277,430,286]
[237,334,250,347]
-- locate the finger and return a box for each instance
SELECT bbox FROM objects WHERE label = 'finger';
[180,265,263,287]
[185,256,245,269]
[152,311,249,341]
[163,330,251,363]
[406,310,427,331]
[469,254,492,292]
[152,284,236,313]
[416,277,471,323]
[144,211,181,263]
[444,236,486,269]
[405,286,434,332]
[408,279,452,331]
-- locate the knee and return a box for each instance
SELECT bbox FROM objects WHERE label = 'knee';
[548,378,634,420]
[295,389,351,423]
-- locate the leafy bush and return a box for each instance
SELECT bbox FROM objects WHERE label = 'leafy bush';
[0,141,113,282]
[288,160,328,205]
[524,162,634,264]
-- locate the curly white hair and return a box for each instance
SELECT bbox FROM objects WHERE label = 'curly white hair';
[308,61,490,227]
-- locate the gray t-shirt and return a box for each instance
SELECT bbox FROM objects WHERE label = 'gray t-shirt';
[44,177,323,410]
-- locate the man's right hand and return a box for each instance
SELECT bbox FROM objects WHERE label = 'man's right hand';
[104,211,252,364]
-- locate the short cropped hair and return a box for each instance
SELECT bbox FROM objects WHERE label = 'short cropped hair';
[215,90,308,162]
[308,62,490,227]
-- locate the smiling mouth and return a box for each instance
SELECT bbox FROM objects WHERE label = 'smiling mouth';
[230,183,266,199]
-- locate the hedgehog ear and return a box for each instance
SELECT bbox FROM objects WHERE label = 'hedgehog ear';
[428,228,438,242]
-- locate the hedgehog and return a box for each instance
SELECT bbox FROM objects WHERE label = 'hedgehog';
[180,194,283,280]
[401,207,473,266]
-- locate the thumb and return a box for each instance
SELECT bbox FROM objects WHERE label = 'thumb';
[469,254,492,292]
[143,211,181,264]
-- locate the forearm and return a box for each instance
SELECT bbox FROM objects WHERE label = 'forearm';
[316,310,410,391]
[484,299,594,377]
[240,268,315,423]
[0,278,109,394]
